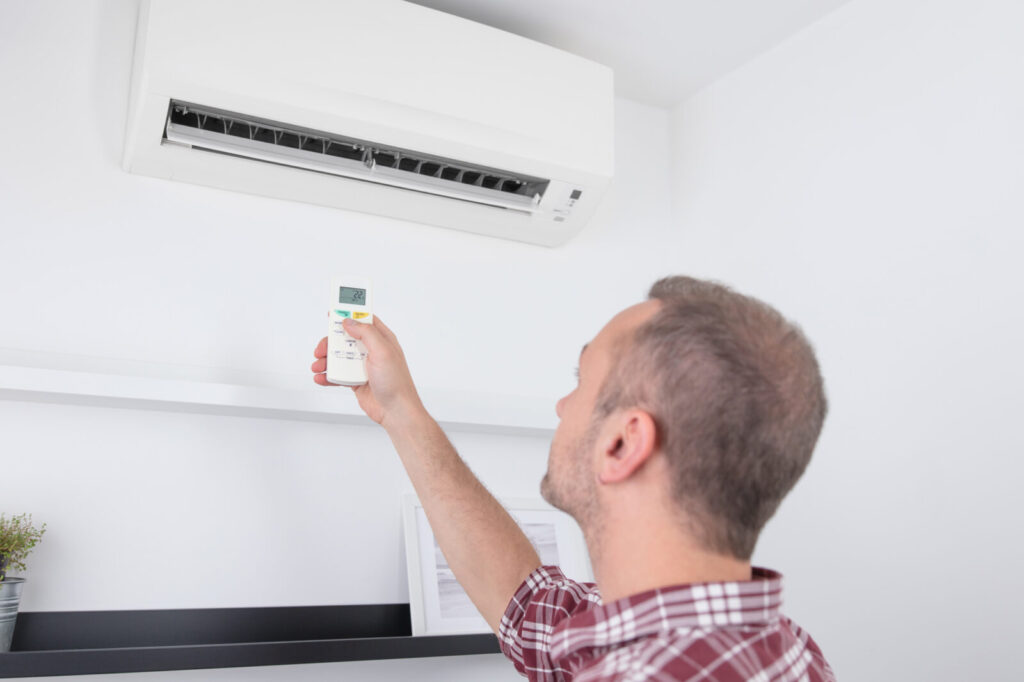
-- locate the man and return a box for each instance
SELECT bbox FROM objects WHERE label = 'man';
[312,276,835,681]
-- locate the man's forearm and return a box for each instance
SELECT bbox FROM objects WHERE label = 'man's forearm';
[385,405,541,633]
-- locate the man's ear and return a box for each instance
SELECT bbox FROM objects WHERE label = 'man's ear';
[597,409,658,484]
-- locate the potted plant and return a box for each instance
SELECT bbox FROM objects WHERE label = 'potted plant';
[0,514,46,653]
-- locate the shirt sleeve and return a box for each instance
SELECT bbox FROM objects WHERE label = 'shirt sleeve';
[498,565,601,680]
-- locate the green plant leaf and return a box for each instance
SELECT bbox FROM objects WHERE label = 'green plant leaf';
[0,513,46,582]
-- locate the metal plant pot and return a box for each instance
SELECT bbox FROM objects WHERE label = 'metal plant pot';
[0,578,25,652]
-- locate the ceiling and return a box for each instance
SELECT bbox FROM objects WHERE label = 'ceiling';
[407,0,854,107]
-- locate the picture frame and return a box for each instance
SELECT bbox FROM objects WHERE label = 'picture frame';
[401,494,592,636]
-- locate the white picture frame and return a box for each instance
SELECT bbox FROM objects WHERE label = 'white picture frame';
[402,494,593,636]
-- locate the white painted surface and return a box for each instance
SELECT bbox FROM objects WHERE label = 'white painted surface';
[0,362,557,435]
[6,0,1016,680]
[671,0,1024,680]
[409,0,856,106]
[0,398,559,612]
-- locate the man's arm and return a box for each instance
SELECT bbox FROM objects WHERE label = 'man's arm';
[312,317,541,633]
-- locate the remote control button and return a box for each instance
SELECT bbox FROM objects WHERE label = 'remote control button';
[334,309,351,318]
[353,311,370,320]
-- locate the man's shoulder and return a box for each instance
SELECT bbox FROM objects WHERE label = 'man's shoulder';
[515,565,602,612]
[573,616,835,682]
[502,566,836,682]
[499,565,604,679]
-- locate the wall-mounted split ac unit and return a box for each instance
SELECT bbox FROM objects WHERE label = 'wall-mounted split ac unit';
[123,0,615,247]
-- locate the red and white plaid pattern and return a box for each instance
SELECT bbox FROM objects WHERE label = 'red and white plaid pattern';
[499,565,835,682]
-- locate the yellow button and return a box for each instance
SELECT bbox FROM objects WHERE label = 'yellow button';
[353,312,370,320]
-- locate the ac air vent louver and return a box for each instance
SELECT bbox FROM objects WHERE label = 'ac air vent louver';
[163,101,550,213]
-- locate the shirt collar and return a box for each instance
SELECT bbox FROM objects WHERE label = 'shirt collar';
[548,567,784,663]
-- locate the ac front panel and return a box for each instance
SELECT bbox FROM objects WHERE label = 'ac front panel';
[134,126,604,247]
[123,0,614,246]
[163,100,552,214]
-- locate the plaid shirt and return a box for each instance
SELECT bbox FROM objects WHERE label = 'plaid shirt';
[499,565,835,682]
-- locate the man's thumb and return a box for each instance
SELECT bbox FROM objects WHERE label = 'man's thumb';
[342,318,360,335]
[342,318,375,346]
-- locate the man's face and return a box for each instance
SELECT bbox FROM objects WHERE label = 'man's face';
[541,301,661,522]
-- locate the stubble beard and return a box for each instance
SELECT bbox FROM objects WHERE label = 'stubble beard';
[541,424,605,569]
[541,422,600,526]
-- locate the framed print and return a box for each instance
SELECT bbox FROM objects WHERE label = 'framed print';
[402,495,592,636]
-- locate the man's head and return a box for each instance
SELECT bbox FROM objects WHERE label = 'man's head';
[541,276,827,560]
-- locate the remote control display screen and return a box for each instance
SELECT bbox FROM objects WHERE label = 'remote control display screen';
[339,287,367,306]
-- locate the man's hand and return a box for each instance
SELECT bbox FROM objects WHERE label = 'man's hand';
[311,317,425,429]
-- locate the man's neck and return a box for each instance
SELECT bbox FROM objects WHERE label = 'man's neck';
[586,510,752,604]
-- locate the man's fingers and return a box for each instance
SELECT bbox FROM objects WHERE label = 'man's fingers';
[342,318,385,352]
[314,337,327,358]
[311,358,326,373]
[374,316,399,344]
[313,372,331,386]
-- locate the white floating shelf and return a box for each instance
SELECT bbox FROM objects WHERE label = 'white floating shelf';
[0,363,556,437]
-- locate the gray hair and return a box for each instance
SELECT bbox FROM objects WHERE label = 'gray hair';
[594,276,827,559]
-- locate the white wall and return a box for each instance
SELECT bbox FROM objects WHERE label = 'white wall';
[9,0,1017,681]
[0,1,674,680]
[671,0,1024,680]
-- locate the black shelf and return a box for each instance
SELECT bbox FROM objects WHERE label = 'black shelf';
[0,605,500,678]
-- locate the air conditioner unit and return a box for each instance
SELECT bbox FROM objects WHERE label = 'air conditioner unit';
[123,0,614,247]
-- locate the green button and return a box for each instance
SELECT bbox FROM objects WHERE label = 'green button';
[334,309,351,318]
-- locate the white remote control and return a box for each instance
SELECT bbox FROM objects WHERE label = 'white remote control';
[326,276,373,386]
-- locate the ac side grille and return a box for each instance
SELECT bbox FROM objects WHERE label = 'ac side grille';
[162,101,550,213]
